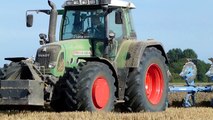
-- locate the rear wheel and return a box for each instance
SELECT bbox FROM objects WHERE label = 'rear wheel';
[64,62,116,111]
[124,47,169,112]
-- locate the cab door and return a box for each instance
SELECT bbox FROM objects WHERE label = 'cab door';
[107,8,124,60]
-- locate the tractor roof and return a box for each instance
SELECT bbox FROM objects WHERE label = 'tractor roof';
[63,0,135,9]
[109,0,135,8]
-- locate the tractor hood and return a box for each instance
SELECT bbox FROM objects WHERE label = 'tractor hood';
[55,39,92,63]
[56,39,92,57]
[35,39,92,75]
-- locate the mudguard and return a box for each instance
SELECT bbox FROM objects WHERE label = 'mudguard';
[115,39,168,68]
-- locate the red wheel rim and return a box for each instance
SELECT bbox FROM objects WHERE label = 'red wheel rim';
[92,77,110,109]
[145,64,164,105]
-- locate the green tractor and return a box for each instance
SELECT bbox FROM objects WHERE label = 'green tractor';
[0,0,169,112]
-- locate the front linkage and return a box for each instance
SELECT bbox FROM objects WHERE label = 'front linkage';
[0,57,56,106]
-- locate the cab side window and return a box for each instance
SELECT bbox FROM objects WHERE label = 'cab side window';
[108,9,123,40]
[124,9,136,39]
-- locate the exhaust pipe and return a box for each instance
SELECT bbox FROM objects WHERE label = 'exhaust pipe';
[48,0,58,43]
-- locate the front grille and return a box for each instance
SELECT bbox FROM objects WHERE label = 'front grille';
[36,53,51,68]
[35,45,61,71]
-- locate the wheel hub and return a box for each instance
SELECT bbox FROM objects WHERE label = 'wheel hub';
[92,77,110,109]
[145,64,164,105]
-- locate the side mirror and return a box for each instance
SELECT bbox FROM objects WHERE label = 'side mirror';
[115,11,123,24]
[26,14,33,27]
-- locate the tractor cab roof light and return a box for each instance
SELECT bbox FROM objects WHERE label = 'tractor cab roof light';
[82,0,88,5]
[89,0,96,4]
[65,0,80,6]
[63,0,111,7]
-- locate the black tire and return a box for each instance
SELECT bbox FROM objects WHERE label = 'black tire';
[50,79,67,112]
[0,68,4,79]
[64,62,116,111]
[124,47,169,112]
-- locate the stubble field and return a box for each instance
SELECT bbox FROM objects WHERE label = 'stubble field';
[1,107,213,120]
[1,92,213,120]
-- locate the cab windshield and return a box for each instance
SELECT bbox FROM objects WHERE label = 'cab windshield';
[61,8,106,40]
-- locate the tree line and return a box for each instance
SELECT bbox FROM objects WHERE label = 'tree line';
[167,48,211,82]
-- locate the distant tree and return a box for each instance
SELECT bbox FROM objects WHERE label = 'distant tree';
[167,48,210,83]
[182,49,198,59]
[167,48,183,63]
[168,58,187,82]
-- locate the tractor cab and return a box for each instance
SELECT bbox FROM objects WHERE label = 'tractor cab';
[60,0,137,58]
[61,0,136,41]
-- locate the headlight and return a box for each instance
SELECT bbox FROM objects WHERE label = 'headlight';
[49,62,56,69]
[66,0,80,6]
[82,0,88,5]
[89,0,96,4]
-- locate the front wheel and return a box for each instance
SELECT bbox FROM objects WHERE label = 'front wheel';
[124,47,169,112]
[0,68,4,79]
[50,79,67,112]
[64,62,116,111]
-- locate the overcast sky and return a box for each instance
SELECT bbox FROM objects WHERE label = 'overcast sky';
[0,0,212,66]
